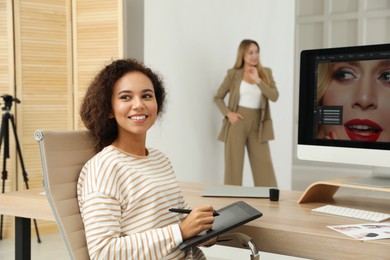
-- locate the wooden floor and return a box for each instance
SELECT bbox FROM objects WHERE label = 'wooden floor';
[0,232,66,260]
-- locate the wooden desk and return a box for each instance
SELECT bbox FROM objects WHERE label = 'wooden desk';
[1,184,390,260]
[0,188,53,260]
[0,188,54,221]
[180,182,390,260]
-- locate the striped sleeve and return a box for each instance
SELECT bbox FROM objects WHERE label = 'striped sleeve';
[81,193,182,259]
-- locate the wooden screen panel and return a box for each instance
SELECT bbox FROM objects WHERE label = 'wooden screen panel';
[14,0,72,191]
[0,1,16,189]
[0,0,17,239]
[0,0,14,97]
[9,0,72,237]
[73,0,123,128]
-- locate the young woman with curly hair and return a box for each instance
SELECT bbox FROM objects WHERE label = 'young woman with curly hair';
[78,58,215,259]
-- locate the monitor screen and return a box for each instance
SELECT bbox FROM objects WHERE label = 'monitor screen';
[297,43,390,186]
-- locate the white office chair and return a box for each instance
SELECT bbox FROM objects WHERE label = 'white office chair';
[35,129,94,260]
[35,129,260,260]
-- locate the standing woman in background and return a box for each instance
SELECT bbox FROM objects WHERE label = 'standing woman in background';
[214,39,279,187]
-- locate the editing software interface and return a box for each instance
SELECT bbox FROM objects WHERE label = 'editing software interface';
[312,49,390,143]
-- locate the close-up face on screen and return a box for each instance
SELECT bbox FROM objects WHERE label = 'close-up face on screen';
[315,59,390,142]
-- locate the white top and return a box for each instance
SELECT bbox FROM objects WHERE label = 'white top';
[238,80,262,109]
[77,145,206,259]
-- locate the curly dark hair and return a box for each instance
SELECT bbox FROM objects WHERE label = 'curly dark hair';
[80,58,166,152]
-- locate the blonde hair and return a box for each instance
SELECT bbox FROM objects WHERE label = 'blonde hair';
[316,63,333,105]
[316,62,334,137]
[233,39,270,85]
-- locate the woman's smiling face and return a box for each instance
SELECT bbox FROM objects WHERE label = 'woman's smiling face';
[321,59,390,141]
[111,71,158,139]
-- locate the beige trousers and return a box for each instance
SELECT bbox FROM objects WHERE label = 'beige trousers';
[224,106,277,187]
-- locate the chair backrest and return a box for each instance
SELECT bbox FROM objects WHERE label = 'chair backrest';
[35,129,96,260]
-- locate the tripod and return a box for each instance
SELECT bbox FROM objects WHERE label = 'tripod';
[0,95,40,243]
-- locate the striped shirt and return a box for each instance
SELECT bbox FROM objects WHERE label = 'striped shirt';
[77,145,205,259]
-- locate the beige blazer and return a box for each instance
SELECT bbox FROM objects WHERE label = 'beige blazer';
[214,67,279,143]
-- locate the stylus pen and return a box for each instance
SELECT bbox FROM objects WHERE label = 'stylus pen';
[169,208,220,216]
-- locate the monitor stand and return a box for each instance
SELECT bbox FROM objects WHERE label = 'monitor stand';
[343,167,390,188]
[298,175,390,203]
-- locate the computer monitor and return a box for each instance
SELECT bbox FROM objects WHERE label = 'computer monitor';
[297,43,390,188]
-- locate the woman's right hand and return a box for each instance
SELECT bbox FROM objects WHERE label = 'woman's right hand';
[179,205,215,240]
[227,112,244,124]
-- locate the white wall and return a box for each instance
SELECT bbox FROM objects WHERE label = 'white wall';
[143,0,295,189]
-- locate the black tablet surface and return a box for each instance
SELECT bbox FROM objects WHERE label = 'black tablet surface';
[178,201,262,250]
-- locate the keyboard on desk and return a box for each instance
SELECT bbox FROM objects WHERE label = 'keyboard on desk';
[312,205,390,222]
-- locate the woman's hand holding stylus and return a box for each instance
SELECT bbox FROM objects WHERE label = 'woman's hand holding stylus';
[179,205,215,240]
